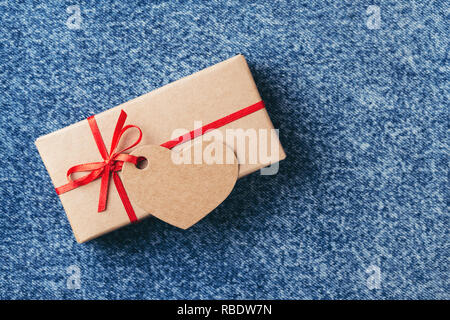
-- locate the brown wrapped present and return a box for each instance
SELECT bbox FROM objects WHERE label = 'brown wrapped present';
[35,55,286,243]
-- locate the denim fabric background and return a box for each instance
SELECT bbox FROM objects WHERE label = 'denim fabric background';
[0,0,448,299]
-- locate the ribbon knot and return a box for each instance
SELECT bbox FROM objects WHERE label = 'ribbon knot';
[55,110,142,222]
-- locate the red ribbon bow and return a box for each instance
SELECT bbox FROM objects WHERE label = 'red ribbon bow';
[55,110,142,222]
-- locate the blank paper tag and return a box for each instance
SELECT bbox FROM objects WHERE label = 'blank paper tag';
[121,142,238,229]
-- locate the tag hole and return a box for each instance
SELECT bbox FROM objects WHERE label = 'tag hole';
[136,157,148,170]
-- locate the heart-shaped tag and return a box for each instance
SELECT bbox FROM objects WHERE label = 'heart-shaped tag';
[121,142,238,229]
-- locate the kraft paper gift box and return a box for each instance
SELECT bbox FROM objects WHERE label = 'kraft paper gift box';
[35,54,286,243]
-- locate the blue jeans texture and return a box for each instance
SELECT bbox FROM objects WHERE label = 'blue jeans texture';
[0,0,447,299]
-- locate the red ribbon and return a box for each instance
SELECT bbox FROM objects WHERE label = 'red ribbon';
[55,110,142,222]
[55,100,265,222]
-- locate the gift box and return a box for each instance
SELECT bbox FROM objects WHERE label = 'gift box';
[35,55,286,243]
